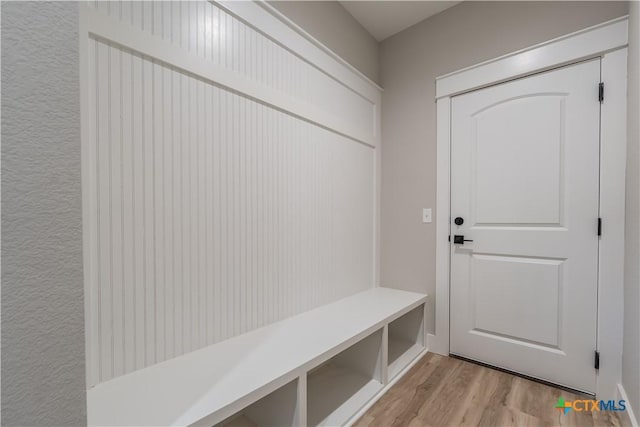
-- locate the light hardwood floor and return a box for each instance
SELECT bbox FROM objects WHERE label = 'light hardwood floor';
[354,353,623,427]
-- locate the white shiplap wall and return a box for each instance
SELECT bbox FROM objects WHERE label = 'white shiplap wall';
[81,0,380,386]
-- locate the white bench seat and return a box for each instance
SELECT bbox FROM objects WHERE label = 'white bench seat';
[88,287,427,426]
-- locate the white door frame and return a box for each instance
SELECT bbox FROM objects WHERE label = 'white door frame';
[432,16,629,399]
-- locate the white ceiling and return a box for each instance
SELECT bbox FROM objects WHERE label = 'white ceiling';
[340,1,461,42]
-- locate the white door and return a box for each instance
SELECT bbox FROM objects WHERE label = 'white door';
[450,59,601,393]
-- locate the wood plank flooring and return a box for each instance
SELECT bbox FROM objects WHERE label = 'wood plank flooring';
[354,353,623,427]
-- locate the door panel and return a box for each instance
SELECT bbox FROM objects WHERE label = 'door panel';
[474,95,565,225]
[471,254,563,347]
[450,59,600,393]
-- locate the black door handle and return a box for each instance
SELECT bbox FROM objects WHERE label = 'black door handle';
[453,235,473,244]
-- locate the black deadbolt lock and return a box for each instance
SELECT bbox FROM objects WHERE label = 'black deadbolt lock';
[454,217,464,226]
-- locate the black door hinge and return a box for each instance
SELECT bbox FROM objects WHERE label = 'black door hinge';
[599,82,604,103]
[448,235,451,242]
[598,218,602,236]
[595,350,600,370]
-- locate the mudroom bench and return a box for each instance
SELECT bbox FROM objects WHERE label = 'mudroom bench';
[88,287,428,426]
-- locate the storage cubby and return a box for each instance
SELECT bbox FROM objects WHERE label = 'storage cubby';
[216,379,300,427]
[307,329,384,426]
[387,304,425,380]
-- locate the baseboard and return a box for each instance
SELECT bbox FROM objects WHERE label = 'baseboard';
[617,383,639,427]
[345,348,430,426]
[427,333,448,356]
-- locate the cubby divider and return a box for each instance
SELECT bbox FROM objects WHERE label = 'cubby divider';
[217,379,301,427]
[387,304,426,380]
[307,329,385,426]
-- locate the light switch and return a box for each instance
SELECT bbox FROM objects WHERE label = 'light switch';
[422,208,432,223]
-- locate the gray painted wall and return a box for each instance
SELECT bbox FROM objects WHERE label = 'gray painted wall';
[379,1,629,333]
[268,1,380,84]
[1,2,87,425]
[623,0,640,420]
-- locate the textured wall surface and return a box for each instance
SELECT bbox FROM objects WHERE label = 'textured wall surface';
[379,1,629,333]
[1,2,87,425]
[268,1,380,84]
[623,0,640,420]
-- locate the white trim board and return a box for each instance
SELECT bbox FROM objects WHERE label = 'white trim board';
[598,47,628,401]
[433,16,628,399]
[436,16,628,99]
[617,383,639,427]
[229,0,383,96]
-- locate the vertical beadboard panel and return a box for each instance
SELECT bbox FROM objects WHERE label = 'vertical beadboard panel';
[87,1,375,142]
[84,0,379,386]
[87,40,375,385]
